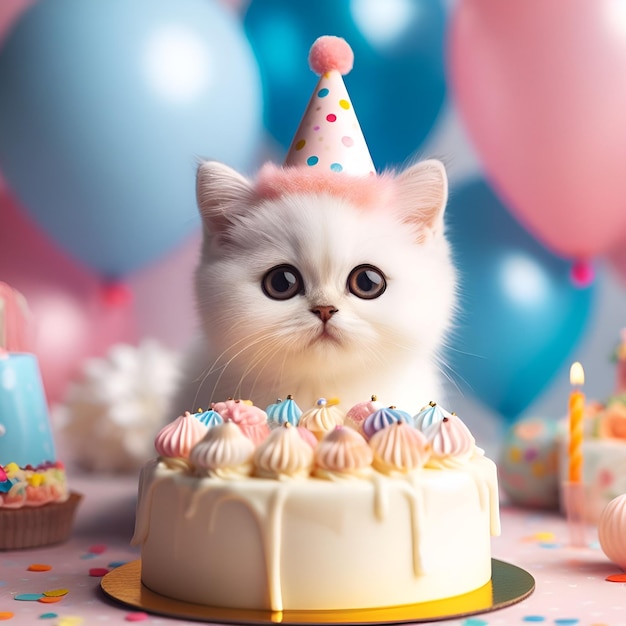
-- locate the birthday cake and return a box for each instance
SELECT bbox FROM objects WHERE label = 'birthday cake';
[500,332,626,520]
[0,282,80,549]
[132,398,500,612]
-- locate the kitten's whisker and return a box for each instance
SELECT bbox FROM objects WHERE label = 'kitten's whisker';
[234,337,282,399]
[190,329,276,406]
[210,331,278,400]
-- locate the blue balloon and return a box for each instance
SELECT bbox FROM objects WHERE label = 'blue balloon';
[0,0,262,278]
[445,179,596,422]
[244,0,446,169]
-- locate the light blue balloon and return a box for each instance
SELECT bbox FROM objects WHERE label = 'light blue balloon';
[0,0,262,278]
[445,179,596,422]
[244,0,446,169]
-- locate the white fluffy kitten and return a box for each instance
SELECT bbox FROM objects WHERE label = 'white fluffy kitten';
[173,159,456,415]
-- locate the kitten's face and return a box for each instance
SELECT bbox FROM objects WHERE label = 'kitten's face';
[195,162,456,387]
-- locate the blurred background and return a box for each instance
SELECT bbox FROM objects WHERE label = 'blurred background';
[1,0,625,468]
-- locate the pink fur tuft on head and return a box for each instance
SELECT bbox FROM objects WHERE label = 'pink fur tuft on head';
[255,163,396,209]
[309,35,354,75]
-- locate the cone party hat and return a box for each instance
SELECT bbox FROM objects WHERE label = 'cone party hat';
[284,36,375,175]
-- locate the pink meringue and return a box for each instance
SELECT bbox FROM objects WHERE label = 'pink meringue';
[154,411,208,459]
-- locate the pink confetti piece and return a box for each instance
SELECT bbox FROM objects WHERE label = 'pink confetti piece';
[125,612,149,622]
[88,568,110,577]
[88,544,107,554]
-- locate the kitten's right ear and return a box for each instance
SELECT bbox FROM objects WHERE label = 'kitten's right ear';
[196,161,256,232]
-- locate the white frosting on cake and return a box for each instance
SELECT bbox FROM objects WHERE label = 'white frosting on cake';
[132,451,500,611]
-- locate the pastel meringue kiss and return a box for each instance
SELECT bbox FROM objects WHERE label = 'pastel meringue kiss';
[190,421,255,479]
[154,411,208,459]
[345,395,382,433]
[363,406,412,440]
[211,398,270,445]
[254,423,314,480]
[423,414,476,468]
[266,395,303,427]
[314,425,373,479]
[370,421,429,476]
[300,398,345,440]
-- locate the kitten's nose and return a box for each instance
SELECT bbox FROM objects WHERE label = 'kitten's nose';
[311,305,338,323]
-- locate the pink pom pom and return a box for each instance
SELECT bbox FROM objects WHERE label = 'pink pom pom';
[309,35,354,76]
[570,259,594,288]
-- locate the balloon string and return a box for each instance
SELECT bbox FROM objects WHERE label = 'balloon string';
[570,259,594,288]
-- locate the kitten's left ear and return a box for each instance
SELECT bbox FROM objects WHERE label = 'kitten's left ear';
[395,160,448,239]
[196,160,256,233]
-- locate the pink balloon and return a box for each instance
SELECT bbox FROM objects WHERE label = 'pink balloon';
[0,179,137,404]
[128,230,200,350]
[448,0,626,262]
[0,0,32,42]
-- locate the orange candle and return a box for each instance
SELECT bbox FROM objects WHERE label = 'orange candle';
[568,362,585,483]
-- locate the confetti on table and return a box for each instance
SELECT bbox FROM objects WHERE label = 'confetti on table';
[38,597,63,604]
[554,619,580,625]
[14,593,44,601]
[523,531,555,543]
[606,573,626,582]
[39,614,58,620]
[88,544,107,554]
[88,568,109,577]
[56,616,84,626]
[125,612,149,622]
[522,617,546,622]
[27,564,52,572]
[79,553,98,560]
[43,589,69,598]
[108,561,128,569]
[0,613,13,621]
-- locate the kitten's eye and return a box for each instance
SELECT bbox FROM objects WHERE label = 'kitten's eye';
[262,265,304,300]
[347,265,386,300]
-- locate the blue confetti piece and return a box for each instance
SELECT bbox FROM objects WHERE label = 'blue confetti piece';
[15,593,44,601]
[107,561,128,569]
[554,620,579,626]
[39,613,58,619]
[79,552,98,560]
[538,542,562,549]
[462,619,488,626]
[522,617,546,623]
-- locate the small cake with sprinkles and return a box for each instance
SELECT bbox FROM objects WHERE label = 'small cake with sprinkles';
[0,282,81,550]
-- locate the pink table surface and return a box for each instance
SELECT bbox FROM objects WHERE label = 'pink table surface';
[1,474,625,626]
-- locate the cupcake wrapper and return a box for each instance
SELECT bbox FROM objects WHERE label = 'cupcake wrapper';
[0,491,82,550]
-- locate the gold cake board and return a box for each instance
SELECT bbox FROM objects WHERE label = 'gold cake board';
[101,559,534,624]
